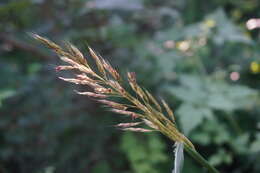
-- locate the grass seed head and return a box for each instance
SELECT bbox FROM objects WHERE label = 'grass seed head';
[34,35,194,148]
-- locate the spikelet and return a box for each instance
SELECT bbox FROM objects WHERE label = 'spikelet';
[143,119,159,130]
[122,128,153,133]
[161,99,175,122]
[65,43,87,65]
[98,99,127,110]
[88,47,106,77]
[115,122,142,128]
[75,91,107,98]
[55,65,76,71]
[145,89,162,112]
[102,60,121,81]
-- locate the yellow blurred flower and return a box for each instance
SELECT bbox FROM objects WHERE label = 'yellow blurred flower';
[250,61,260,74]
[176,40,190,52]
[204,19,216,28]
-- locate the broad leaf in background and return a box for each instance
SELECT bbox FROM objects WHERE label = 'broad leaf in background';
[207,8,252,45]
[166,74,257,117]
[208,149,232,166]
[177,103,213,135]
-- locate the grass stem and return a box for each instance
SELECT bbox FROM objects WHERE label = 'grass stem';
[184,145,220,173]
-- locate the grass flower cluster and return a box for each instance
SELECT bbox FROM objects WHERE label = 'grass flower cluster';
[33,34,220,173]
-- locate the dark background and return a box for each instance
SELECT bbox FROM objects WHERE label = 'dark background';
[0,0,260,173]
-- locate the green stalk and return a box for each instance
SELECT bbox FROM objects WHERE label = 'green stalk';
[184,144,220,173]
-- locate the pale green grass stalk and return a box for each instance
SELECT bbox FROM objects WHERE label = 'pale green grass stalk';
[33,34,220,173]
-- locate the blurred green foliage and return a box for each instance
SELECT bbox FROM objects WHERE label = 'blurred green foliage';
[120,132,167,173]
[0,0,260,173]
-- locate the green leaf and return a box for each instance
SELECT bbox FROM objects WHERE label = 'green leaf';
[166,75,207,105]
[177,103,213,135]
[230,133,250,154]
[250,139,260,153]
[207,93,235,111]
[209,149,232,166]
[250,133,260,153]
[0,89,15,107]
[192,132,211,145]
[207,8,252,44]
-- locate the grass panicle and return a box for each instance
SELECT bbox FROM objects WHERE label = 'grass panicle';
[33,34,220,173]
